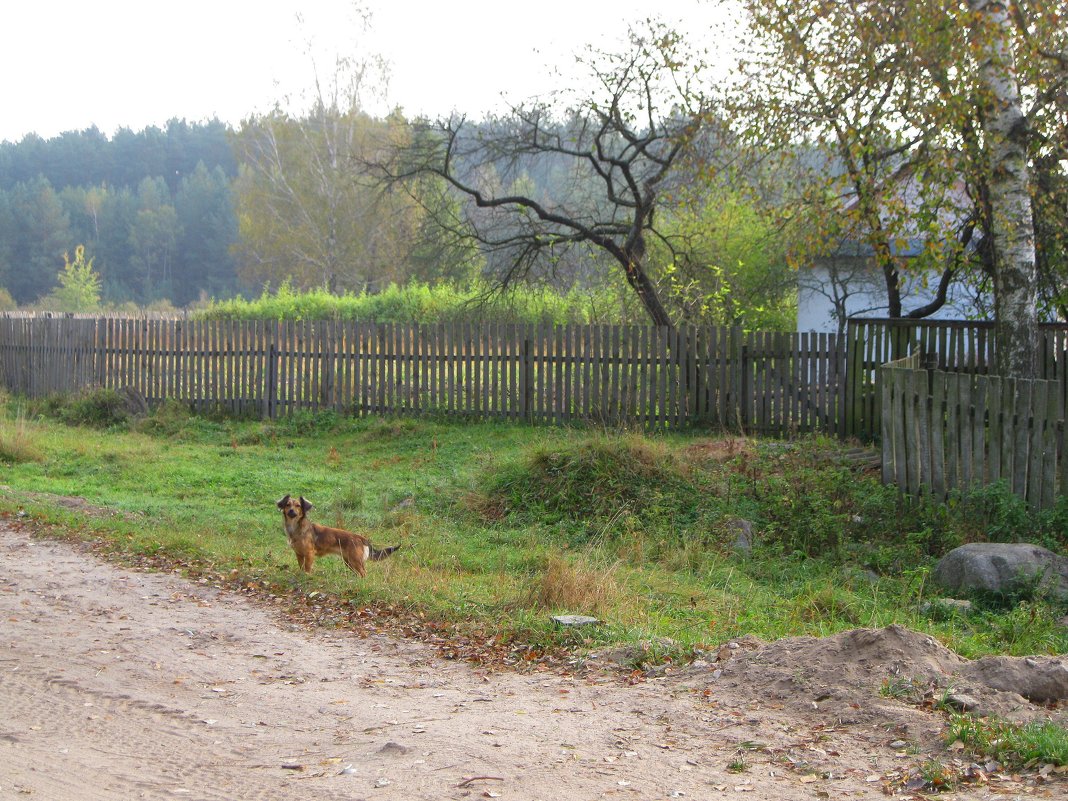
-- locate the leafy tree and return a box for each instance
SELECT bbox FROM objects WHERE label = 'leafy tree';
[39,244,102,312]
[730,0,1066,376]
[652,183,797,330]
[233,105,429,294]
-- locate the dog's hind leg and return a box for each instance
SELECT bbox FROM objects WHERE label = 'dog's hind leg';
[340,543,367,577]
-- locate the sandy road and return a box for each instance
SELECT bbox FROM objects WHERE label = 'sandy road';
[0,524,1015,800]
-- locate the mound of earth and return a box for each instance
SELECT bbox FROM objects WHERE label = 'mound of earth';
[702,624,1068,726]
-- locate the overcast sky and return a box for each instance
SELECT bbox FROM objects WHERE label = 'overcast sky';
[1,0,731,143]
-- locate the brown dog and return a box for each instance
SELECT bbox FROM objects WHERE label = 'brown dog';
[276,494,399,576]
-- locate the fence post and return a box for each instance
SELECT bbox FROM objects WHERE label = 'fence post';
[264,339,277,420]
[844,319,860,439]
[519,337,533,423]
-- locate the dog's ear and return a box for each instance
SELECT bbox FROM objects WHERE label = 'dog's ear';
[276,494,291,509]
[299,496,314,513]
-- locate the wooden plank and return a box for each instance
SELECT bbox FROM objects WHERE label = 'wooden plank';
[1040,384,1059,509]
[562,324,573,422]
[880,364,894,485]
[971,375,987,487]
[930,370,947,499]
[1027,380,1048,508]
[1012,380,1032,497]
[945,372,959,494]
[987,375,1003,483]
[959,373,973,491]
[667,326,678,429]
[653,326,662,429]
[892,369,909,492]
[1000,377,1016,489]
[628,325,639,423]
[286,319,297,416]
[904,370,921,495]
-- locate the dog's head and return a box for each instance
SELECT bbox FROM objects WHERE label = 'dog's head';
[276,494,313,521]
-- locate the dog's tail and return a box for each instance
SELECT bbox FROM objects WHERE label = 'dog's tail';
[369,544,400,561]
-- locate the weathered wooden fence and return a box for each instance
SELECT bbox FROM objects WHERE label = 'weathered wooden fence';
[0,317,849,435]
[880,352,1067,509]
[846,318,1068,442]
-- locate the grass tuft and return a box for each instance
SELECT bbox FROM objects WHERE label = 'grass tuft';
[527,554,624,616]
[0,407,44,463]
[947,714,1068,767]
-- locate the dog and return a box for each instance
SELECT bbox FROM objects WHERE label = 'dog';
[276,494,399,576]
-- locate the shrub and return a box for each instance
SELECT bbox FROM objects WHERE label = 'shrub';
[475,435,706,542]
[32,388,128,429]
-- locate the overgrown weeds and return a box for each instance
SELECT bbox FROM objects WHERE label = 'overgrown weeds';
[0,406,43,463]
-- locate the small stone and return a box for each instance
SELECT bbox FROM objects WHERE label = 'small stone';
[889,740,907,749]
[946,693,980,712]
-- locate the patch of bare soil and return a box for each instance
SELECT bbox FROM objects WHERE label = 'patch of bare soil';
[1,523,1065,800]
[0,485,141,520]
[704,625,1068,729]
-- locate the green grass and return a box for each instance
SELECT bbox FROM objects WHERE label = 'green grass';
[947,714,1068,767]
[1,396,1067,662]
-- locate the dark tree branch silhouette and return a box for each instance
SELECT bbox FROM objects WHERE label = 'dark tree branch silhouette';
[374,24,712,329]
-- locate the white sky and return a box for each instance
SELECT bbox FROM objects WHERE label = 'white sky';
[1,0,731,143]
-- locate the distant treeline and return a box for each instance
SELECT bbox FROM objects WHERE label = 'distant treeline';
[0,120,238,308]
[0,119,236,191]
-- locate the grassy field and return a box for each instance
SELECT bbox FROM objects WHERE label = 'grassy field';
[1,389,1067,666]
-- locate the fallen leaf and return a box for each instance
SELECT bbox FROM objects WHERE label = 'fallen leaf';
[799,774,819,784]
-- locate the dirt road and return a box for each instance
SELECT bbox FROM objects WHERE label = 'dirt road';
[0,525,1046,800]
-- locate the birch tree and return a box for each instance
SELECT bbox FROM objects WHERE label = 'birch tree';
[731,0,1067,376]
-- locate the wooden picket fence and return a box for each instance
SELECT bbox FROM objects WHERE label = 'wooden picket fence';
[0,316,849,435]
[845,318,1068,442]
[881,352,1067,509]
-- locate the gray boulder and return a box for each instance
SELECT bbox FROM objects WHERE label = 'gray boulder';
[933,543,1068,600]
[959,656,1068,704]
[727,518,756,554]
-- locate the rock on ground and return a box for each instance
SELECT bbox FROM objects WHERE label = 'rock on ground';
[933,542,1068,599]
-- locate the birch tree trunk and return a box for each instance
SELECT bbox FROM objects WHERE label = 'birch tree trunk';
[969,0,1039,379]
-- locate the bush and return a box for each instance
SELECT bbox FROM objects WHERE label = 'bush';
[473,435,709,543]
[32,388,128,429]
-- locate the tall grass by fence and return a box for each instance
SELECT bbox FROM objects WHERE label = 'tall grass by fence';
[0,316,848,435]
[881,352,1067,509]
